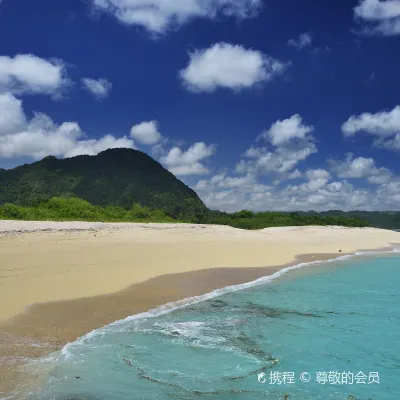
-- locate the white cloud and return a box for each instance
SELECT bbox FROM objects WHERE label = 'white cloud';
[342,105,400,150]
[328,154,393,184]
[293,169,332,193]
[342,105,400,136]
[260,114,314,146]
[306,168,331,180]
[62,134,134,158]
[81,77,112,99]
[0,54,68,96]
[195,173,255,191]
[190,115,399,212]
[354,0,400,35]
[0,93,135,159]
[288,32,312,50]
[288,169,302,179]
[180,42,288,92]
[160,142,216,176]
[237,115,317,176]
[130,120,162,145]
[194,172,379,213]
[91,0,262,34]
[194,170,400,212]
[195,172,273,211]
[0,92,26,136]
[236,143,317,175]
[302,178,329,192]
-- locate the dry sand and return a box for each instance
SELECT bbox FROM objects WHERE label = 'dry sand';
[0,221,399,397]
[1,221,400,323]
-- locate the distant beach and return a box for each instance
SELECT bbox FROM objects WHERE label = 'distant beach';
[0,221,399,398]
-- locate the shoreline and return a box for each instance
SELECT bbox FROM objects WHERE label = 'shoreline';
[1,221,400,398]
[0,252,355,398]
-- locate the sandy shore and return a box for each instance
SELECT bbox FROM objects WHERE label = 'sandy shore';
[0,221,399,397]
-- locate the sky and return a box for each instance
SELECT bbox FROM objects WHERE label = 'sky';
[0,0,400,212]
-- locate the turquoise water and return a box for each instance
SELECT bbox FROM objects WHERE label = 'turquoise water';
[26,253,400,400]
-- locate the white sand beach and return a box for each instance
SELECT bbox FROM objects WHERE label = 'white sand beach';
[1,221,399,322]
[1,221,400,397]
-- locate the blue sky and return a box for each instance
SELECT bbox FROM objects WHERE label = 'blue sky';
[0,0,400,212]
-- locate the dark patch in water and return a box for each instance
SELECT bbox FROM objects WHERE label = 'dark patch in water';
[122,357,133,367]
[185,299,229,312]
[124,354,265,398]
[209,299,228,308]
[221,362,278,383]
[244,302,322,318]
[228,332,277,363]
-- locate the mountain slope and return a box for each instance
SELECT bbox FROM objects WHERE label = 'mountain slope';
[0,148,208,218]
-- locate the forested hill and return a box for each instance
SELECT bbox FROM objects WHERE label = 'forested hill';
[0,149,397,229]
[0,148,208,218]
[299,211,400,230]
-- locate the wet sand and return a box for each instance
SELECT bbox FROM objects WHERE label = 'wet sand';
[1,221,399,397]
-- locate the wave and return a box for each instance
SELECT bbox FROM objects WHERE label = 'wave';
[56,246,400,362]
[16,247,400,400]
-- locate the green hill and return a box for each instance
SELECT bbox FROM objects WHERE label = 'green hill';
[0,148,208,219]
[0,149,379,229]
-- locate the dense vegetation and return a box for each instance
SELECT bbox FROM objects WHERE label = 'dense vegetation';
[0,197,177,223]
[0,148,383,229]
[0,197,371,229]
[0,148,208,219]
[195,209,370,228]
[300,210,400,229]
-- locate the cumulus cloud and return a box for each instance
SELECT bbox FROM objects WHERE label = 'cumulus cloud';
[287,32,312,50]
[195,169,400,213]
[180,42,288,92]
[0,54,68,97]
[236,143,317,176]
[0,93,135,159]
[288,169,302,179]
[90,0,262,34]
[236,115,317,176]
[354,0,400,35]
[289,169,332,193]
[191,115,400,212]
[195,173,256,191]
[194,172,377,213]
[81,77,112,99]
[0,92,26,135]
[305,168,331,181]
[260,114,314,146]
[342,105,400,150]
[130,120,162,145]
[328,153,392,184]
[195,173,272,211]
[160,141,216,176]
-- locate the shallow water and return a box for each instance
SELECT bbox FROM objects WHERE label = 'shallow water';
[23,253,400,400]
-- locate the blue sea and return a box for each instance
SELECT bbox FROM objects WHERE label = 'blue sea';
[22,252,400,400]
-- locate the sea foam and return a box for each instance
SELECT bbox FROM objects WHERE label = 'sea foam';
[59,247,399,362]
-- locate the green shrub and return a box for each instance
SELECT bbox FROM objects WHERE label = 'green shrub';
[0,196,371,228]
[0,203,28,219]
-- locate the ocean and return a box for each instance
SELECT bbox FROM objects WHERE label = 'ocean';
[21,252,400,400]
